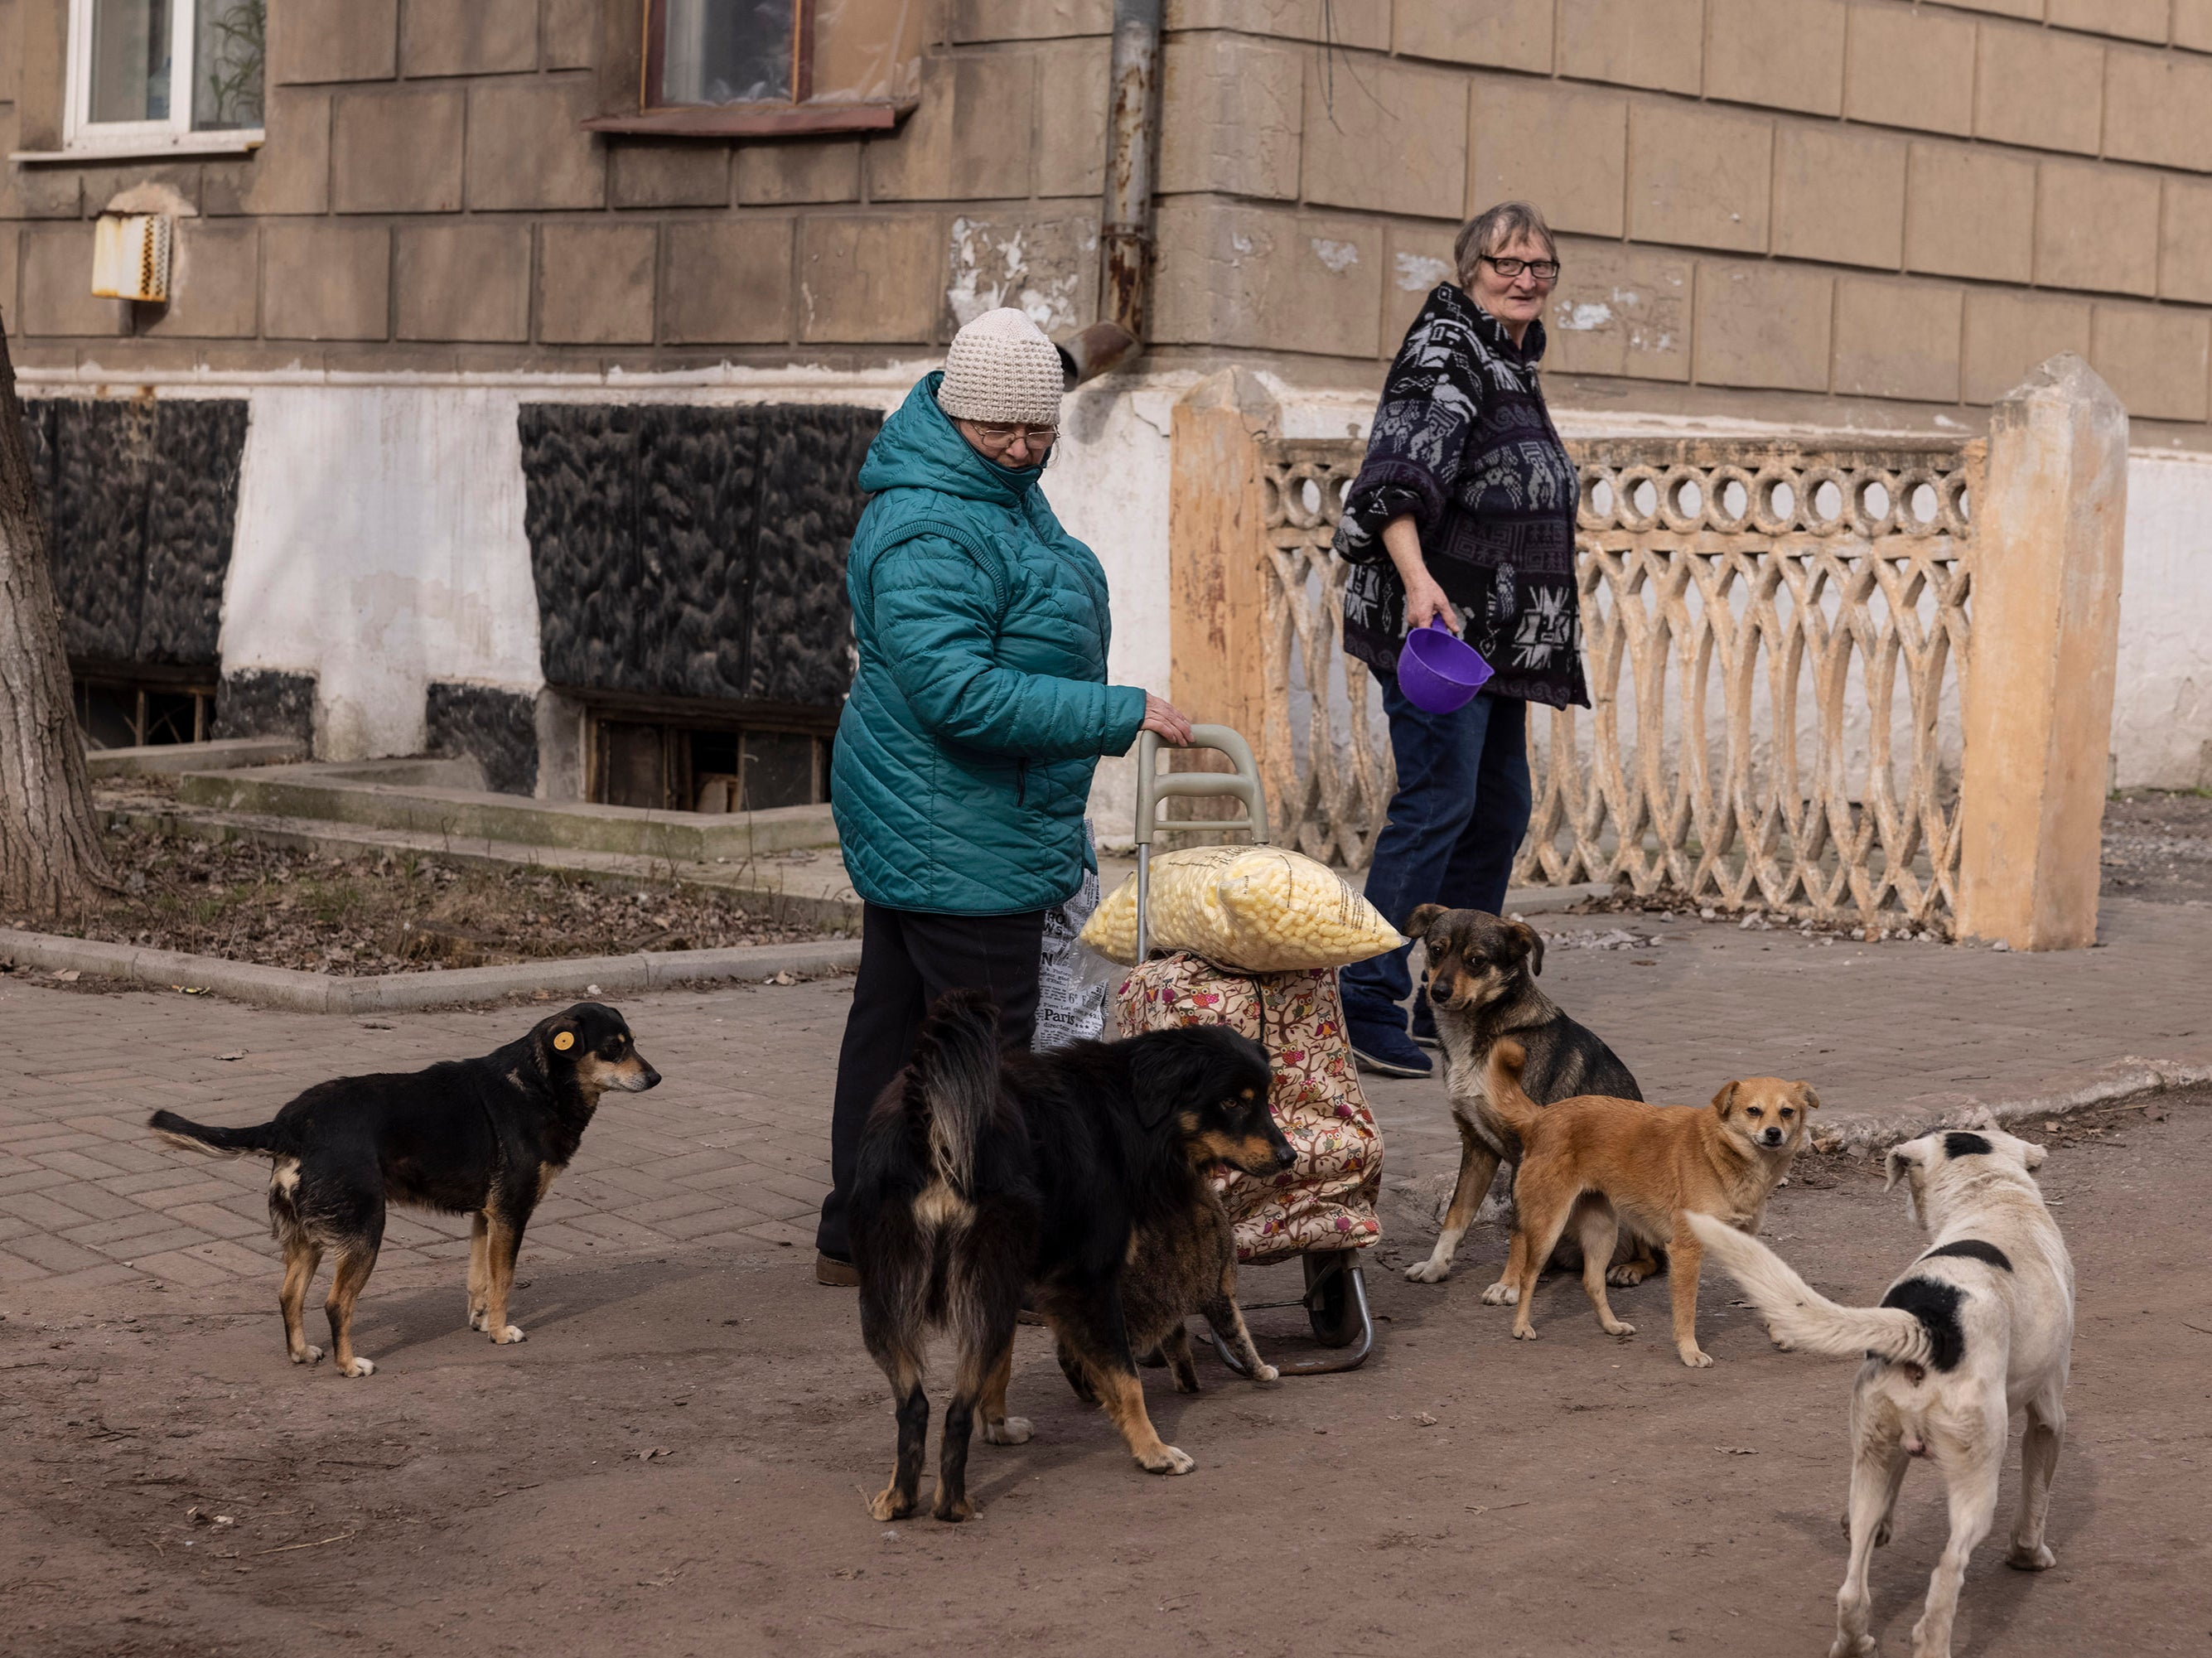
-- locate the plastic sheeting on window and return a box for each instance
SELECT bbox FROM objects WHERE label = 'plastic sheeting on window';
[811,0,920,105]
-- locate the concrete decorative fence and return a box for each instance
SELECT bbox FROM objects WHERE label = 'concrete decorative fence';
[1167,356,2127,950]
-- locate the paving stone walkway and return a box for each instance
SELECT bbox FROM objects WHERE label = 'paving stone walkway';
[2,896,2204,1298]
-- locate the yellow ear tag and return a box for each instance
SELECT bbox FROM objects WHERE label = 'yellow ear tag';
[553,1032,575,1051]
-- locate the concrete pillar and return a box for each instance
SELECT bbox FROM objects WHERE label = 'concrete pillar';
[1956,353,2128,950]
[1166,367,1278,783]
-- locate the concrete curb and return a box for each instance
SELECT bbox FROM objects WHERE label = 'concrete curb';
[0,929,863,1013]
[1815,1057,2212,1153]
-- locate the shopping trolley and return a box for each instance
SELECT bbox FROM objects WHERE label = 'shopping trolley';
[1117,724,1379,1375]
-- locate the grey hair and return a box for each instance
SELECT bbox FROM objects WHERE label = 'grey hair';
[1454,201,1558,288]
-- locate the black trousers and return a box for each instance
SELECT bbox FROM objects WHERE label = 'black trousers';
[814,902,1046,1262]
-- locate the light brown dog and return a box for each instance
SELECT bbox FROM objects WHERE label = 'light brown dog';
[1482,1039,1818,1366]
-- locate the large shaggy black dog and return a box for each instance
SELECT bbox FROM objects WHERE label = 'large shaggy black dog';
[850,989,1291,1521]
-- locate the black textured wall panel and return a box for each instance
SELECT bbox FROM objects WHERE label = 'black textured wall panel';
[140,400,249,663]
[20,397,247,669]
[635,405,760,699]
[214,669,316,741]
[49,399,156,662]
[427,681,539,797]
[519,402,878,710]
[749,406,874,705]
[522,404,641,693]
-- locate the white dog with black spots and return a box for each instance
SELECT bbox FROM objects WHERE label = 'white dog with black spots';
[1688,1124,2074,1658]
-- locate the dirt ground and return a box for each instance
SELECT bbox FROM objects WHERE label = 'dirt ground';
[2099,788,2212,906]
[2,810,820,974]
[4,1091,2205,1657]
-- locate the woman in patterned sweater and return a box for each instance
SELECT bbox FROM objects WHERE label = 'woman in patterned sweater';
[1333,201,1591,1077]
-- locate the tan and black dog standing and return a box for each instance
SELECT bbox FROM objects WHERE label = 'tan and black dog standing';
[149,1003,658,1377]
[1400,904,1645,1293]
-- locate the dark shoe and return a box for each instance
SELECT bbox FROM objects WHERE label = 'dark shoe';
[1350,1022,1433,1079]
[1410,990,1440,1050]
[814,1252,860,1287]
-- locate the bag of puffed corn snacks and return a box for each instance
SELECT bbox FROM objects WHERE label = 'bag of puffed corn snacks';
[1079,845,1403,972]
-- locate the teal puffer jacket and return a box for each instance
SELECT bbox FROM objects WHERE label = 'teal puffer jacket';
[832,374,1147,916]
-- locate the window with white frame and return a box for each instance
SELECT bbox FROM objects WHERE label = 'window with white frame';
[66,0,264,153]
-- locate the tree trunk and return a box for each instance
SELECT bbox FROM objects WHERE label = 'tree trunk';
[0,317,113,915]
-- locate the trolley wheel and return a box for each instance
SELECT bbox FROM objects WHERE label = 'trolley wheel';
[1303,1252,1364,1348]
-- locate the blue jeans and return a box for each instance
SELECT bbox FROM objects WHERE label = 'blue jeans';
[1340,679,1533,1034]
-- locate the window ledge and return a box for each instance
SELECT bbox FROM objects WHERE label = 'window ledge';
[12,131,265,165]
[582,103,912,139]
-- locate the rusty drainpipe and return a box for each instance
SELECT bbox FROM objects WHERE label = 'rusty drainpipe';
[1059,0,1158,386]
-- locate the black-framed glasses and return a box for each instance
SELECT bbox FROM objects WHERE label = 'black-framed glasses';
[1480,255,1562,283]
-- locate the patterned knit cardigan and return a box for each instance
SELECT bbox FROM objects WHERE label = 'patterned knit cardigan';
[1334,283,1589,709]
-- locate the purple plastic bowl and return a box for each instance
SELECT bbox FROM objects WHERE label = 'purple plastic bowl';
[1398,618,1495,714]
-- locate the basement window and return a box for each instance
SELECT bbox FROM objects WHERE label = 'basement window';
[50,0,265,159]
[587,0,920,138]
[73,666,215,748]
[590,713,829,814]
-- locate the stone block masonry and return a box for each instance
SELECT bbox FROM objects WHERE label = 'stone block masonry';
[5,0,2212,440]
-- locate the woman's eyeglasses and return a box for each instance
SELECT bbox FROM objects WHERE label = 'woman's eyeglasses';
[1480,255,1562,283]
[968,422,1057,447]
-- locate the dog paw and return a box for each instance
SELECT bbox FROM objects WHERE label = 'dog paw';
[1604,1321,1637,1338]
[1141,1445,1195,1476]
[867,1488,915,1522]
[931,1494,974,1523]
[2006,1541,2055,1572]
[1250,1362,1281,1384]
[1511,1324,1538,1342]
[337,1356,375,1378]
[1827,1636,1876,1658]
[490,1324,526,1345]
[290,1345,324,1366]
[467,1307,487,1332]
[983,1416,1032,1446]
[1678,1346,1715,1369]
[1404,1259,1451,1284]
[1606,1265,1649,1287]
[1480,1281,1520,1307]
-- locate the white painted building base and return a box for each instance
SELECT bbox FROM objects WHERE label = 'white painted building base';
[22,364,2212,824]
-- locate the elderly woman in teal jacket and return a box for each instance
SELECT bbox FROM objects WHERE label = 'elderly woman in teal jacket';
[814,307,1191,1282]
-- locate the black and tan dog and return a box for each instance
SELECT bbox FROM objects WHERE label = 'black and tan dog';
[1401,904,1645,1293]
[147,1003,658,1376]
[1067,1177,1278,1401]
[851,989,1291,1523]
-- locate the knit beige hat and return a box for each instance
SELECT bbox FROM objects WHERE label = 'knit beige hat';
[936,307,1064,428]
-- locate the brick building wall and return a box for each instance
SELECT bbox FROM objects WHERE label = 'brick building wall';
[1147,0,2212,445]
[7,1,2211,445]
[0,0,1115,373]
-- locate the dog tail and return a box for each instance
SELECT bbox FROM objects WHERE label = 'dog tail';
[905,989,1004,1198]
[1481,1038,1545,1139]
[1683,1212,1933,1367]
[147,1109,280,1160]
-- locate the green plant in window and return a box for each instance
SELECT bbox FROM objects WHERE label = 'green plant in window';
[201,0,265,128]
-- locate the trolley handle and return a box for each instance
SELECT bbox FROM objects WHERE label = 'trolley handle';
[1133,724,1270,960]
